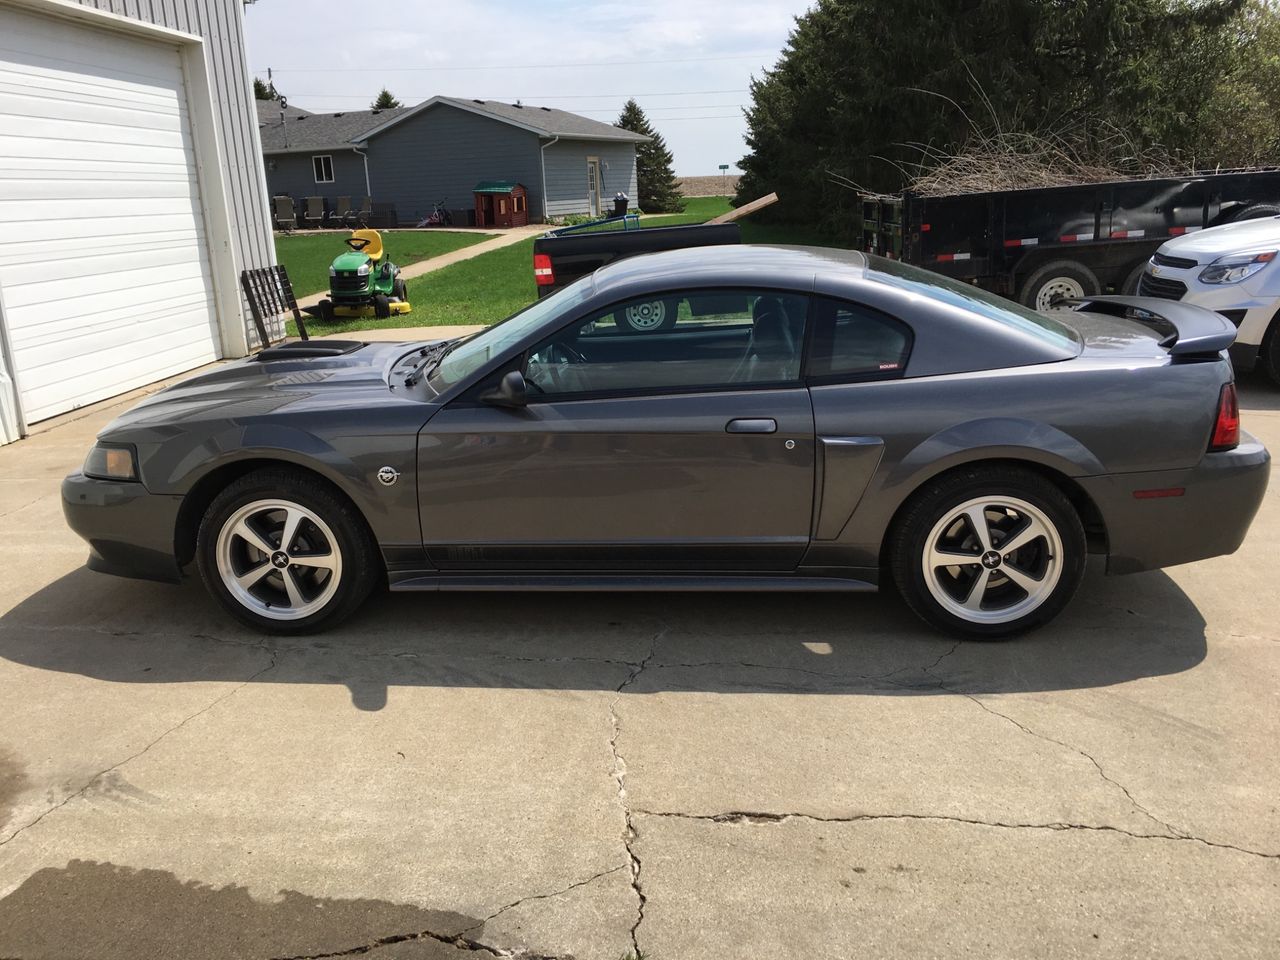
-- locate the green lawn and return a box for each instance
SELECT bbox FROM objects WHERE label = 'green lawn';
[275,230,488,298]
[288,199,850,337]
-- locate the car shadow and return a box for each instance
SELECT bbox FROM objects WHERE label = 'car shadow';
[0,559,1207,711]
[1238,369,1280,411]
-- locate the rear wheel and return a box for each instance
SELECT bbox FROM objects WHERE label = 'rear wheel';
[1018,260,1100,312]
[196,469,380,634]
[1229,203,1280,223]
[614,298,678,333]
[890,466,1086,638]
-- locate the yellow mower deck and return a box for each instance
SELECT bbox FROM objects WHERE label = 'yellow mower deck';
[331,301,412,318]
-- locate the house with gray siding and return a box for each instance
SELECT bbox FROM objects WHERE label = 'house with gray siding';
[259,97,648,225]
[0,0,276,444]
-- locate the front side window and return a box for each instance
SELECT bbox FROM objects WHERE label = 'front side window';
[524,289,809,398]
[807,297,913,381]
[312,155,334,183]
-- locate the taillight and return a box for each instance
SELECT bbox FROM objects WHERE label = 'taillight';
[533,253,554,286]
[1209,382,1240,452]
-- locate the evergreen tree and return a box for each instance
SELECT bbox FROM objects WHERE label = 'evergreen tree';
[253,77,280,101]
[371,88,402,110]
[617,99,685,213]
[736,0,1261,235]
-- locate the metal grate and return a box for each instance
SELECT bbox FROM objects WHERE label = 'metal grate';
[1138,271,1188,301]
[1152,251,1199,270]
[330,273,367,295]
[239,265,308,346]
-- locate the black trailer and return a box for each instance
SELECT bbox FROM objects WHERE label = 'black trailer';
[860,170,1280,310]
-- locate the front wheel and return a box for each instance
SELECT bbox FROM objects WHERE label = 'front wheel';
[196,469,381,634]
[373,293,390,319]
[889,467,1086,638]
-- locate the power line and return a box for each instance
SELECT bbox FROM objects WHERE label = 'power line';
[263,52,776,73]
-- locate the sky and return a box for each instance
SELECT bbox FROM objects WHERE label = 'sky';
[242,0,811,176]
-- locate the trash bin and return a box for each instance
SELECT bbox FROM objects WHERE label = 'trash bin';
[612,193,628,217]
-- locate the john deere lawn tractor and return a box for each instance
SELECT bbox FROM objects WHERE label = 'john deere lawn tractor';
[311,229,411,321]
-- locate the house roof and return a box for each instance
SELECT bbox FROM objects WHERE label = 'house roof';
[259,106,410,155]
[473,180,523,193]
[255,99,312,123]
[259,96,649,155]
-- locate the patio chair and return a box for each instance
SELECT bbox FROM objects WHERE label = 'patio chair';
[333,196,358,227]
[302,195,325,228]
[354,196,372,227]
[272,195,296,232]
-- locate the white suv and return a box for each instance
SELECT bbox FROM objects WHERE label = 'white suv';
[1139,216,1280,383]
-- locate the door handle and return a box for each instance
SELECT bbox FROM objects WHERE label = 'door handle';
[726,418,777,434]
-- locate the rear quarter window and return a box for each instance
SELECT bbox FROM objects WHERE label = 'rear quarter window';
[807,297,912,381]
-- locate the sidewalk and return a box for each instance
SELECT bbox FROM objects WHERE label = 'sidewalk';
[294,224,545,310]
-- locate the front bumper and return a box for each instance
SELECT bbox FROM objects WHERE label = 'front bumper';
[62,471,184,583]
[1077,433,1271,575]
[1140,264,1276,359]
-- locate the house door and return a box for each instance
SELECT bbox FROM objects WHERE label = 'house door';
[587,158,601,217]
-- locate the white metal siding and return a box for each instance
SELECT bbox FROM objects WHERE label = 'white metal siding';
[0,4,220,422]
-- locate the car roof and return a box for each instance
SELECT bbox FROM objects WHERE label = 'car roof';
[591,244,869,297]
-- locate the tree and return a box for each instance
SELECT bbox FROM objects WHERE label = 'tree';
[616,99,685,213]
[253,76,281,101]
[736,0,1265,235]
[371,88,402,110]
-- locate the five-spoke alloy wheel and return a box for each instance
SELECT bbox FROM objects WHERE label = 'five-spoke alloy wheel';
[197,469,379,633]
[891,467,1086,638]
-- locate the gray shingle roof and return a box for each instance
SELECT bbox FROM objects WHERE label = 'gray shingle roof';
[430,97,650,143]
[259,106,410,154]
[256,99,311,123]
[259,97,649,154]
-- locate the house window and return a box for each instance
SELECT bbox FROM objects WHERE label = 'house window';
[312,155,334,183]
[514,195,524,213]
[499,199,508,215]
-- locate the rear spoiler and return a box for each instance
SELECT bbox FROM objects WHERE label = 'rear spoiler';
[1071,295,1237,357]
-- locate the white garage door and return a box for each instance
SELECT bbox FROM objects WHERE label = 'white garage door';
[0,6,221,424]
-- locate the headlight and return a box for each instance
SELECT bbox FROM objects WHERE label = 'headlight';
[356,263,371,276]
[83,443,138,481]
[1198,250,1276,285]
[328,266,336,277]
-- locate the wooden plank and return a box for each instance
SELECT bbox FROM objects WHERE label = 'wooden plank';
[706,192,779,225]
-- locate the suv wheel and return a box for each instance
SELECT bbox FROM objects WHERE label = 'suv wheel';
[890,467,1086,638]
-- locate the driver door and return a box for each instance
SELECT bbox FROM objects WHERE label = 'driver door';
[417,289,815,571]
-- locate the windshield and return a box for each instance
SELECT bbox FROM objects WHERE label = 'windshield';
[427,275,595,390]
[868,256,1081,350]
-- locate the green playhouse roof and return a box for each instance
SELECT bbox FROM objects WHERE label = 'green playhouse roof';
[473,180,521,193]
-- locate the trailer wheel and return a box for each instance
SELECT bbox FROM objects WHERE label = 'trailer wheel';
[1229,203,1280,223]
[1019,261,1100,312]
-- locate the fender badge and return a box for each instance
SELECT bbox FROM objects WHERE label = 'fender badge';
[376,466,399,486]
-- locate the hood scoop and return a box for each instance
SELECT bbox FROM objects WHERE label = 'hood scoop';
[254,340,365,361]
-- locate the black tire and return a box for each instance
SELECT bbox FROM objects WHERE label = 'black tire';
[318,299,335,324]
[1228,203,1280,223]
[1018,260,1101,312]
[889,466,1087,639]
[613,298,678,333]
[1121,260,1148,296]
[195,468,381,634]
[392,278,407,302]
[1259,307,1280,387]
[373,293,391,319]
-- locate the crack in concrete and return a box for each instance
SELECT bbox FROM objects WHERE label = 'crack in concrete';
[608,620,665,959]
[631,808,1280,859]
[270,927,562,959]
[0,645,278,848]
[0,494,48,521]
[458,863,628,936]
[913,644,1191,842]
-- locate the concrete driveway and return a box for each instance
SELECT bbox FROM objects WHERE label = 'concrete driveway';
[0,369,1277,960]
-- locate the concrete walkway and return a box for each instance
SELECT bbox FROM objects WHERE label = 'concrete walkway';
[294,224,546,310]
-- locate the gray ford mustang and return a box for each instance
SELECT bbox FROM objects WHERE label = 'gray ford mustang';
[63,246,1269,638]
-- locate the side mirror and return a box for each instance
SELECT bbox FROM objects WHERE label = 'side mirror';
[479,370,528,408]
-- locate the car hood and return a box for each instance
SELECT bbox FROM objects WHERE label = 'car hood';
[1161,216,1280,262]
[98,340,430,434]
